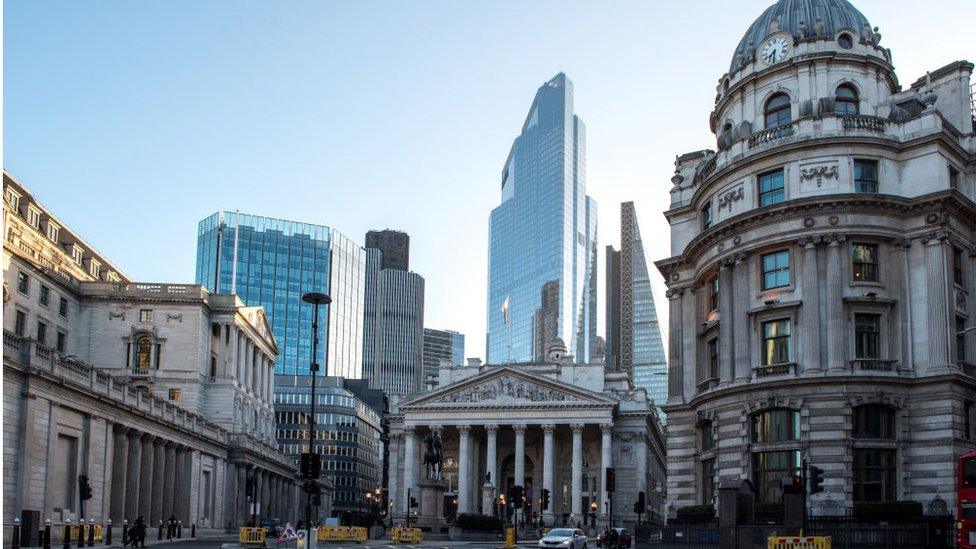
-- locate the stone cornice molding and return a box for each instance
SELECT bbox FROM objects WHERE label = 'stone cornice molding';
[657,192,975,274]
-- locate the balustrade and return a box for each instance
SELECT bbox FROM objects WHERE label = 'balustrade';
[842,114,886,132]
[748,123,795,148]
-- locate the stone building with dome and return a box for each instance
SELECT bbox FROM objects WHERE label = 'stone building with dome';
[656,0,976,513]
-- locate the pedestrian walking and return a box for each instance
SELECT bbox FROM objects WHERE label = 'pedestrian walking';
[131,517,147,548]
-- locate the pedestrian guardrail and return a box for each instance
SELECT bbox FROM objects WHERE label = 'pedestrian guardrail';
[316,526,367,542]
[69,525,103,543]
[390,527,422,544]
[239,527,267,546]
[768,535,831,548]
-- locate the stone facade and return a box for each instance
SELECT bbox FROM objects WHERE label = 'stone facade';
[656,0,976,515]
[386,355,666,530]
[3,173,298,535]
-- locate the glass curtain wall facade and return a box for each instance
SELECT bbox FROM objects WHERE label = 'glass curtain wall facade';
[422,328,465,381]
[372,269,425,395]
[487,72,598,364]
[196,211,366,379]
[362,248,382,381]
[606,202,668,409]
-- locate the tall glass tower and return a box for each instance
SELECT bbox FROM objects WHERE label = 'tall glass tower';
[196,211,366,379]
[487,73,598,364]
[605,202,668,409]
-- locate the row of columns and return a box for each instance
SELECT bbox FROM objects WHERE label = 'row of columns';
[400,422,613,520]
[225,462,295,527]
[231,326,274,404]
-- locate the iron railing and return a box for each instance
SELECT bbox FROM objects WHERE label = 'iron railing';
[842,115,887,132]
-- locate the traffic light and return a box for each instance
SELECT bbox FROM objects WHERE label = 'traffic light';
[78,475,93,501]
[311,490,322,507]
[300,452,320,480]
[410,496,419,509]
[541,488,550,510]
[633,491,645,515]
[809,465,824,494]
[605,467,616,493]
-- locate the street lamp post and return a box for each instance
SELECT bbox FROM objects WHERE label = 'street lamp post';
[302,292,332,536]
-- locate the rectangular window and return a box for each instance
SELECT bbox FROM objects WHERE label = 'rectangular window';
[46,222,60,243]
[949,165,959,189]
[56,331,67,353]
[701,458,715,505]
[701,202,713,230]
[761,319,792,365]
[71,245,84,265]
[17,271,29,295]
[27,206,41,228]
[852,243,879,282]
[854,160,879,193]
[753,450,801,503]
[37,321,47,345]
[758,170,785,207]
[140,309,153,322]
[853,406,896,439]
[854,313,881,359]
[169,388,182,401]
[708,277,719,312]
[39,285,50,306]
[965,401,975,441]
[761,250,790,290]
[853,449,896,502]
[751,409,800,443]
[14,310,26,337]
[954,247,965,287]
[88,259,101,279]
[958,316,968,364]
[700,421,714,451]
[4,188,20,211]
[59,297,68,317]
[707,338,719,381]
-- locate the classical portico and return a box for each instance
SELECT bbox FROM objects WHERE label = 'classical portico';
[387,361,667,529]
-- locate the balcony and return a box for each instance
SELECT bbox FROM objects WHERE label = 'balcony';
[748,123,795,149]
[753,362,796,378]
[851,359,898,372]
[842,115,887,133]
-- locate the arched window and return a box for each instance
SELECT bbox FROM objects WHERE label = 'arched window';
[764,93,792,128]
[135,334,153,371]
[835,84,859,115]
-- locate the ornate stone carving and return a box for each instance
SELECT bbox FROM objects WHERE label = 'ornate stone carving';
[925,213,941,224]
[803,217,815,228]
[889,237,911,250]
[570,423,585,434]
[733,235,742,245]
[541,423,555,434]
[166,313,183,322]
[920,230,949,244]
[665,288,685,299]
[800,164,838,187]
[110,311,126,320]
[828,215,839,226]
[512,423,527,434]
[955,289,967,312]
[426,376,582,404]
[718,186,744,211]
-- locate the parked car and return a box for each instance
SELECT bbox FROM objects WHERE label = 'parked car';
[538,527,588,548]
[596,527,632,548]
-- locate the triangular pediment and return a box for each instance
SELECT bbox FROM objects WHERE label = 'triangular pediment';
[401,366,616,409]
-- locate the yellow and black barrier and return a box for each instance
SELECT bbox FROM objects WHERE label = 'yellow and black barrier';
[69,525,103,543]
[239,527,267,546]
[317,525,367,543]
[390,527,422,544]
[767,535,831,549]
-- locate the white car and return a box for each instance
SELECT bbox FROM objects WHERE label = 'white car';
[538,528,588,548]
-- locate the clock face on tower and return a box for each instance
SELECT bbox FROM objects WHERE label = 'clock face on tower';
[761,36,791,65]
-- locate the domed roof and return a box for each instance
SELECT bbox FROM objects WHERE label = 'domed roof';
[729,0,871,74]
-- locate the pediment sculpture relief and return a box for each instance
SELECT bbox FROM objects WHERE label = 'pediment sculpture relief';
[427,376,583,404]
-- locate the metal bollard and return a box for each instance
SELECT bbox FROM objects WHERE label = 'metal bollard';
[121,520,129,548]
[88,519,95,547]
[44,519,52,549]
[176,521,182,539]
[190,523,195,538]
[105,520,112,546]
[13,517,22,549]
[157,521,163,540]
[63,519,72,549]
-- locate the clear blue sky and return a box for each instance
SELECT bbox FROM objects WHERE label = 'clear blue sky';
[5,0,973,360]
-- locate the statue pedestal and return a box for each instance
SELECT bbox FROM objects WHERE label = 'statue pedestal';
[481,482,495,517]
[419,479,447,522]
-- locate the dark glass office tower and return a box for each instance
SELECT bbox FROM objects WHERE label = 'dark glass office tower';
[366,229,409,271]
[486,73,598,364]
[196,212,366,379]
[605,202,668,408]
[422,328,465,381]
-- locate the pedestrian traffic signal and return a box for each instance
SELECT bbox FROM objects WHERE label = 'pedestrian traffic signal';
[245,477,255,499]
[541,488,550,510]
[300,452,320,480]
[809,465,824,494]
[311,490,322,507]
[605,467,616,493]
[78,475,93,501]
[633,491,645,515]
[410,496,419,509]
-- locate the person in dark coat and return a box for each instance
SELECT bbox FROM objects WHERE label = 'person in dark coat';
[131,516,147,548]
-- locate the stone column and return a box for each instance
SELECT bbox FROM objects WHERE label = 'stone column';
[513,424,526,489]
[485,424,498,494]
[137,435,155,521]
[151,438,166,522]
[718,261,735,383]
[162,443,177,521]
[387,434,400,519]
[667,288,685,400]
[600,423,612,517]
[571,423,584,516]
[110,426,129,522]
[172,447,189,524]
[542,424,555,521]
[826,235,847,372]
[403,427,416,514]
[799,238,822,374]
[236,466,247,526]
[224,462,238,528]
[890,238,913,372]
[457,425,471,514]
[923,231,952,370]
[125,431,143,521]
[733,253,752,382]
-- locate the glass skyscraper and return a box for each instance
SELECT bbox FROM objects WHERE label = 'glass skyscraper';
[196,211,366,379]
[605,202,668,410]
[487,72,598,364]
[422,328,465,381]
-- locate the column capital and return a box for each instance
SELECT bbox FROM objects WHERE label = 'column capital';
[457,424,471,435]
[484,423,498,433]
[512,423,527,435]
[570,423,585,434]
[600,423,613,435]
[403,424,416,435]
[541,423,556,434]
